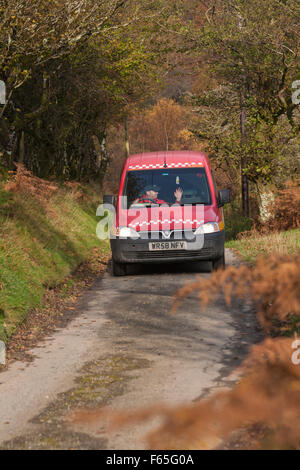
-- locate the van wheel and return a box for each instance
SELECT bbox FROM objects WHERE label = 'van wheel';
[112,260,127,276]
[212,253,225,271]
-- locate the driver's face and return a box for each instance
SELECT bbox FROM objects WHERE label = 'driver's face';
[146,190,158,199]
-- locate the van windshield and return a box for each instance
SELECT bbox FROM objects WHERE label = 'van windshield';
[123,167,212,208]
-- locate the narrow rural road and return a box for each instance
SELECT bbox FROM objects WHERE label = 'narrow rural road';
[0,250,262,450]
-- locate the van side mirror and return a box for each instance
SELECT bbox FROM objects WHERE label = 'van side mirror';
[218,189,231,207]
[103,194,115,206]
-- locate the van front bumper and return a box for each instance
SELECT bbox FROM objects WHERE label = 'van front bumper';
[110,231,225,264]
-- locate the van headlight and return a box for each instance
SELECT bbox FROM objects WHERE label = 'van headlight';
[118,226,140,239]
[194,222,223,235]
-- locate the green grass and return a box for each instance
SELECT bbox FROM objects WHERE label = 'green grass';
[226,228,300,264]
[0,183,110,342]
[223,199,253,241]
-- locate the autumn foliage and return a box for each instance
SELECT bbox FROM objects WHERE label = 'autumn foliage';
[258,180,300,233]
[4,163,88,203]
[173,253,300,332]
[4,163,58,201]
[128,99,199,154]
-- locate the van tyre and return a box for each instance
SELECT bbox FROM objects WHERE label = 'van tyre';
[112,260,127,276]
[212,253,225,271]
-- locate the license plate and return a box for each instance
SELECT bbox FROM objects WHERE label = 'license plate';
[149,241,187,251]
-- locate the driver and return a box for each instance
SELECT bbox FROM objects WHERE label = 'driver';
[133,184,183,205]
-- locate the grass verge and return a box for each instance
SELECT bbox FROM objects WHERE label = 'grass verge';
[0,179,110,343]
[226,228,300,264]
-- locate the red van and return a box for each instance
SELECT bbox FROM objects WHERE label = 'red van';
[104,151,230,276]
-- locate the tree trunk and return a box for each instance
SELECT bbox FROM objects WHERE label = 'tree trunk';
[240,83,249,218]
[124,116,130,158]
[100,131,109,174]
[19,130,25,163]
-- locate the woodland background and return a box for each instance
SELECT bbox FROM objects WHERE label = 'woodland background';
[1,0,300,225]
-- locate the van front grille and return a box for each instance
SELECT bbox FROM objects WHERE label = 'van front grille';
[128,248,213,260]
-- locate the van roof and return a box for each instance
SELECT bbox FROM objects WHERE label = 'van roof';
[125,151,210,171]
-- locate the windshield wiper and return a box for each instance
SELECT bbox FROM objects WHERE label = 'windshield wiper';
[177,201,207,206]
